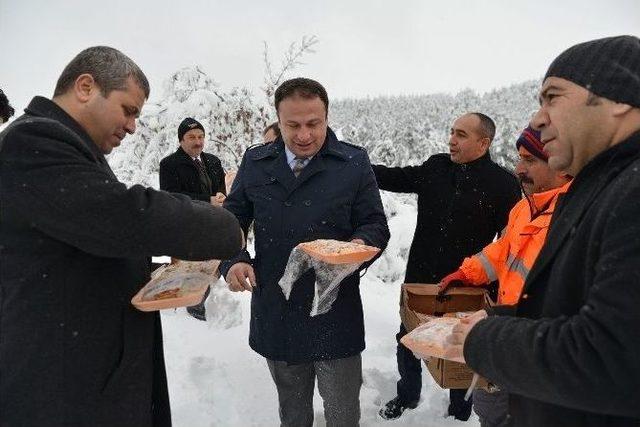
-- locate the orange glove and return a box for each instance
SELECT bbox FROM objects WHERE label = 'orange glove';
[437,269,469,295]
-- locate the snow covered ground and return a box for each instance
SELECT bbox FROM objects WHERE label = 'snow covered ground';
[160,194,480,426]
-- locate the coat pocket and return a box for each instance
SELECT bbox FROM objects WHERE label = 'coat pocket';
[100,310,132,398]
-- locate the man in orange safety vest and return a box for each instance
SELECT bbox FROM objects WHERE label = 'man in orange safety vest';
[437,125,571,427]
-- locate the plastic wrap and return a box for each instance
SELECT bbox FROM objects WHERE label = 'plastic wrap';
[278,246,361,316]
[401,316,460,360]
[131,259,220,312]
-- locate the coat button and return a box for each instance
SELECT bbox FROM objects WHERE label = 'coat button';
[303,200,312,207]
[269,176,276,182]
[284,201,292,207]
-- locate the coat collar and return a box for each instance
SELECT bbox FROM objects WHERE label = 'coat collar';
[24,96,107,164]
[523,131,640,292]
[23,96,115,178]
[528,180,572,217]
[452,151,493,171]
[175,145,200,165]
[249,127,347,161]
[521,181,571,233]
[174,146,217,172]
[251,127,348,195]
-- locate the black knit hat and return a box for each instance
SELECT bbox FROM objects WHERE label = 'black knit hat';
[544,35,640,108]
[178,117,205,141]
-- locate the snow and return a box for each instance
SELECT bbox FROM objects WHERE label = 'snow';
[160,193,480,426]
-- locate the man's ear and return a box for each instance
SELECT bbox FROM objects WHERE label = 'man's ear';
[610,101,633,118]
[73,74,97,103]
[480,136,491,152]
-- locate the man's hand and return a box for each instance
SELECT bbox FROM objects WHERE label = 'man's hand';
[226,262,256,292]
[211,192,226,205]
[437,269,468,295]
[443,309,488,363]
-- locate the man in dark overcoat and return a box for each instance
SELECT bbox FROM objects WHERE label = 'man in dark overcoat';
[220,78,390,427]
[447,35,640,427]
[0,46,243,427]
[374,112,521,421]
[159,117,226,205]
[159,117,227,320]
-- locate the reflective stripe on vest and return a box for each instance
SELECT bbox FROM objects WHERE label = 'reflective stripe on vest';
[477,251,498,282]
[506,252,530,282]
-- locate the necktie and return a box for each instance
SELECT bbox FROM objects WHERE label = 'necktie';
[194,157,206,171]
[194,158,213,193]
[292,157,308,177]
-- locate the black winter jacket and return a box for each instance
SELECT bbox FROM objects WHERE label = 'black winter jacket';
[159,147,226,201]
[0,97,243,427]
[465,132,640,427]
[373,152,521,283]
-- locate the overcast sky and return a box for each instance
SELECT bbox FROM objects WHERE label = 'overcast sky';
[1,0,639,114]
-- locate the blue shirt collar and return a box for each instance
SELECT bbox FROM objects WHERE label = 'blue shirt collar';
[284,145,313,168]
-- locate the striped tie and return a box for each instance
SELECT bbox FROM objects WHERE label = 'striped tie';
[292,157,308,177]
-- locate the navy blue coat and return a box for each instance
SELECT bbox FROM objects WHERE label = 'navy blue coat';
[221,130,390,362]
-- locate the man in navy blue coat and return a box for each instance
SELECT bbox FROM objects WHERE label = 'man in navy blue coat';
[220,78,390,426]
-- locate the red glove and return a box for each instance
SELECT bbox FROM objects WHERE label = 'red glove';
[437,269,468,295]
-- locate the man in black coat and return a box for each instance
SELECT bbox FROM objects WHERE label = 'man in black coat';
[159,117,227,320]
[159,117,226,204]
[0,46,243,427]
[374,112,521,421]
[221,78,390,426]
[447,35,640,427]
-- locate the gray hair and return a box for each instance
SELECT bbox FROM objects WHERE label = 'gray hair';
[53,46,150,98]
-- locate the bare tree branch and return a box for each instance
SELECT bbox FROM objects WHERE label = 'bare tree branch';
[262,35,319,103]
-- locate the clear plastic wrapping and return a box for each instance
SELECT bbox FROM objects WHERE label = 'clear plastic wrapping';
[401,317,460,360]
[278,246,361,316]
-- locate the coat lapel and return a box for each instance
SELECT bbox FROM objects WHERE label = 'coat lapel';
[175,147,198,170]
[265,147,296,193]
[259,129,347,196]
[289,132,348,193]
[290,156,327,193]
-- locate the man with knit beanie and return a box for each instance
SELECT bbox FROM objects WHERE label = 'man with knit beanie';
[438,125,571,427]
[444,35,640,427]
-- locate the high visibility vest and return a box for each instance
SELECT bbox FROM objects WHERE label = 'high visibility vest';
[459,181,571,305]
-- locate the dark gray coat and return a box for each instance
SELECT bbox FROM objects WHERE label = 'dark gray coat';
[220,131,390,363]
[0,97,243,427]
[465,132,640,427]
